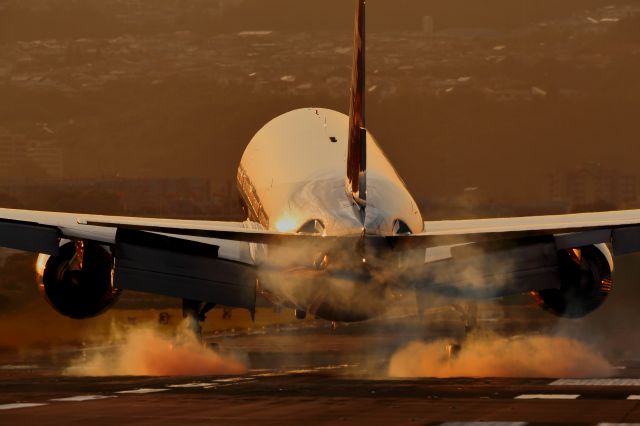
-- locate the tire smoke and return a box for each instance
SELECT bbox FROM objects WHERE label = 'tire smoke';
[65,320,247,376]
[388,333,613,378]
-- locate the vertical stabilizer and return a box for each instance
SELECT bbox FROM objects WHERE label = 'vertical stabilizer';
[347,0,367,213]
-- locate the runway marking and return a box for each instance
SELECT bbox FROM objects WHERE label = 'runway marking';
[251,372,289,377]
[515,394,580,400]
[250,364,364,378]
[213,377,255,383]
[550,379,640,386]
[0,364,39,370]
[440,422,527,426]
[598,423,640,425]
[312,364,352,371]
[627,395,640,400]
[116,388,169,394]
[0,403,48,410]
[50,395,116,402]
[168,383,218,389]
[167,378,257,388]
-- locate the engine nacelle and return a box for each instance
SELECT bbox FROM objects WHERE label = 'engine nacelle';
[530,243,613,318]
[36,241,121,319]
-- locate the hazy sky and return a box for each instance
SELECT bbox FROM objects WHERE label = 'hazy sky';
[1,0,639,214]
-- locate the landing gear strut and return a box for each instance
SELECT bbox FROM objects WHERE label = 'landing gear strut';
[452,302,478,336]
[445,302,479,363]
[182,299,216,340]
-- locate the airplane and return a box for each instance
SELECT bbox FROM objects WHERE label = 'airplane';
[2,0,639,333]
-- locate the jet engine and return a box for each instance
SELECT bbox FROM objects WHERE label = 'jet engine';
[530,244,613,318]
[36,240,121,319]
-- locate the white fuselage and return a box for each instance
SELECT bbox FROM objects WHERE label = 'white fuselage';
[238,108,423,236]
[236,108,423,321]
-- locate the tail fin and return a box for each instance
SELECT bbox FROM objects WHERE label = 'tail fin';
[347,0,367,211]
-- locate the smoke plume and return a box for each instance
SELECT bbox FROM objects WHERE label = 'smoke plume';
[388,333,613,378]
[66,320,247,376]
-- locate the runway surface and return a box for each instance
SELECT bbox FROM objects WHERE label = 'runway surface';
[1,310,640,425]
[3,365,640,425]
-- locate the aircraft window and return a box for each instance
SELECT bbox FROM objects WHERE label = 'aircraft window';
[329,137,338,143]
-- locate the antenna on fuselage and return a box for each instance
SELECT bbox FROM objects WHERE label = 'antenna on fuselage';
[347,0,367,224]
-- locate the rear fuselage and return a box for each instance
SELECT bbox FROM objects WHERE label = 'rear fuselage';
[237,108,423,321]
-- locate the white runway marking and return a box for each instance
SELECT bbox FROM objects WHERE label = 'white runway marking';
[551,378,640,386]
[627,395,640,400]
[0,365,39,370]
[167,383,218,389]
[515,394,579,400]
[167,378,255,389]
[440,422,527,426]
[251,372,288,377]
[251,365,352,378]
[312,364,352,371]
[116,388,169,394]
[213,377,254,383]
[50,395,115,402]
[0,403,48,410]
[598,423,640,425]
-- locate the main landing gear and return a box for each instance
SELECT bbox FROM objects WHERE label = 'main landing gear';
[182,299,216,341]
[452,302,479,336]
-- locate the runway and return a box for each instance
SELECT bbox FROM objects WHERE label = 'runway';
[2,309,640,426]
[2,365,640,425]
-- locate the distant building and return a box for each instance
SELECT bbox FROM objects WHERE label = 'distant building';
[0,129,63,180]
[25,140,64,179]
[422,16,435,35]
[548,163,638,210]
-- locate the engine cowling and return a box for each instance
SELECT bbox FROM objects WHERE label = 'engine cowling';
[36,241,121,319]
[530,243,613,318]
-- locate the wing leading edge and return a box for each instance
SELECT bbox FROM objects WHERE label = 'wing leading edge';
[4,207,640,256]
[417,210,640,255]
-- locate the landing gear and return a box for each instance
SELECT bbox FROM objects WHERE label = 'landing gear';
[443,302,479,363]
[452,302,478,336]
[415,291,427,322]
[182,299,216,341]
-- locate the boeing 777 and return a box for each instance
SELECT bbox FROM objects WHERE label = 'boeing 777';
[1,0,638,330]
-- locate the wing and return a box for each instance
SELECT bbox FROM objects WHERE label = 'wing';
[0,207,254,260]
[384,210,640,305]
[0,207,358,257]
[0,207,355,313]
[0,207,287,312]
[408,209,640,255]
